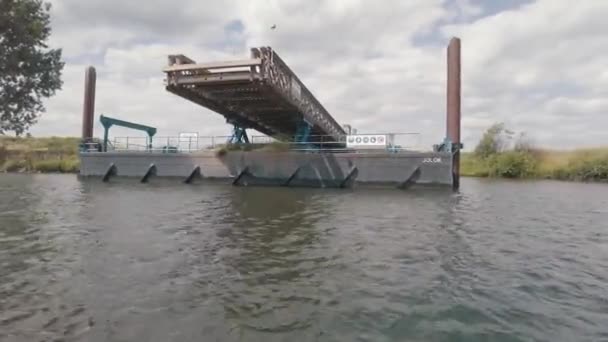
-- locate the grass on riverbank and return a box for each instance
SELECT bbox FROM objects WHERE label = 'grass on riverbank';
[0,136,80,173]
[461,122,608,182]
[1,135,607,182]
[461,148,608,181]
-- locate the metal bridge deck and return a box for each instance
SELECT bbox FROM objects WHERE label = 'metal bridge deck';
[163,47,344,142]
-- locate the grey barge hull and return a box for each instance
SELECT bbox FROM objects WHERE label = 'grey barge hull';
[79,150,454,189]
[77,38,462,190]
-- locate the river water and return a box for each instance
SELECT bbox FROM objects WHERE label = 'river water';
[0,174,607,341]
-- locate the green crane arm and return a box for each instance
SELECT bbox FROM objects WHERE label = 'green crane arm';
[100,115,157,151]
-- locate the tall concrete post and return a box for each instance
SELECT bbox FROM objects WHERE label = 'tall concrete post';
[82,66,96,141]
[447,37,461,189]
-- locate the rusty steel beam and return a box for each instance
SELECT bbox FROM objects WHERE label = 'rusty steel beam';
[166,86,276,136]
[168,54,195,66]
[447,37,462,189]
[172,72,259,85]
[163,58,261,72]
[213,97,267,102]
[82,66,96,140]
[163,47,345,141]
[254,47,344,138]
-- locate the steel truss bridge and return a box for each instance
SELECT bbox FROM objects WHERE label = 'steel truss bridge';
[163,47,345,144]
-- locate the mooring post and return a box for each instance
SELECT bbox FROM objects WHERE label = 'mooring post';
[82,66,96,144]
[447,37,461,189]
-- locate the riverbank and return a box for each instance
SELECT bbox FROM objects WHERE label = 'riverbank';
[461,148,608,181]
[2,136,607,182]
[0,136,79,173]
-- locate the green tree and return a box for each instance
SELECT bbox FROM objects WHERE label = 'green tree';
[513,132,533,153]
[0,0,63,135]
[474,122,514,159]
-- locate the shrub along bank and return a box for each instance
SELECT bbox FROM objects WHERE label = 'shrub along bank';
[460,123,608,181]
[0,136,80,173]
[1,134,606,182]
[462,149,608,181]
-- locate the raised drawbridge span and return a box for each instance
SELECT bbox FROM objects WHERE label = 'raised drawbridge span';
[163,47,345,143]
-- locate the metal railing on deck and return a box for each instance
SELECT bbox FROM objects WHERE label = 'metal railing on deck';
[84,133,425,154]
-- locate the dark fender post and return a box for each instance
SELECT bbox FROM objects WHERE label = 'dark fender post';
[282,167,301,187]
[184,166,202,184]
[447,37,461,190]
[102,163,116,182]
[82,66,96,143]
[398,167,421,190]
[232,167,250,186]
[340,166,358,188]
[141,164,157,183]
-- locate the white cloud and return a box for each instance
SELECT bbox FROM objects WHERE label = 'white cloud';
[30,0,608,150]
[441,0,608,148]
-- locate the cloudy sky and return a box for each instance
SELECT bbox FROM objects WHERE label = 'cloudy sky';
[35,0,607,150]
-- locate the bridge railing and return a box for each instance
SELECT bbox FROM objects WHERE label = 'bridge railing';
[254,47,345,140]
[164,48,346,141]
[93,133,425,153]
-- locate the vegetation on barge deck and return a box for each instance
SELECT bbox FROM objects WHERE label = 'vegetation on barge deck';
[0,136,79,173]
[461,123,608,181]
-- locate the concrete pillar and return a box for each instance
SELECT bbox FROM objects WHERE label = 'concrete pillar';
[447,37,461,189]
[82,66,96,140]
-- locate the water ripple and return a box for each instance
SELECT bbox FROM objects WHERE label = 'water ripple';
[1,175,608,341]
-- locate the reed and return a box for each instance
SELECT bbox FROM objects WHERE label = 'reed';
[0,136,80,173]
[462,148,608,181]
